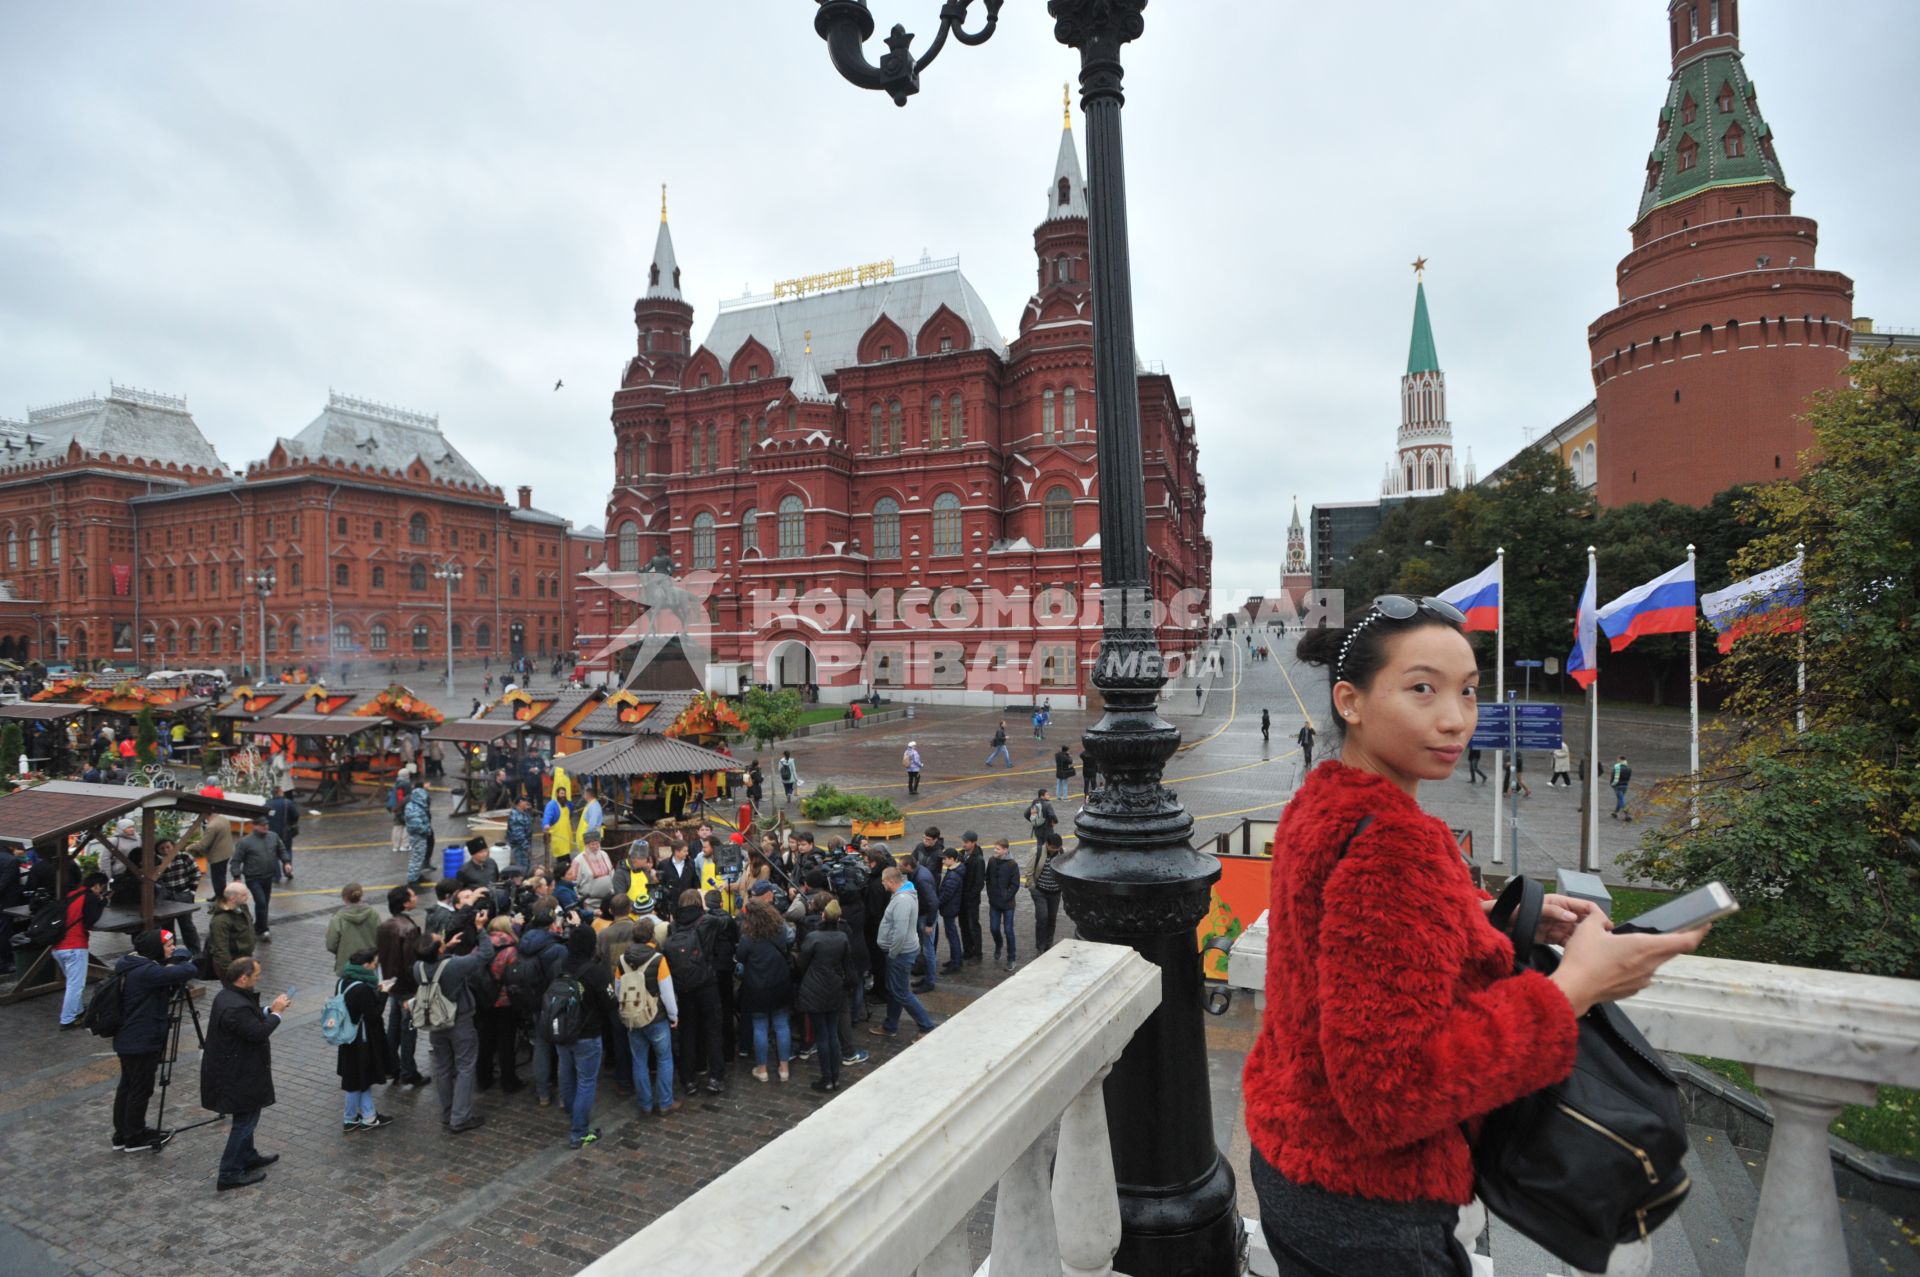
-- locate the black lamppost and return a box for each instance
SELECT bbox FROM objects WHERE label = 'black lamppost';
[812,4,1241,1272]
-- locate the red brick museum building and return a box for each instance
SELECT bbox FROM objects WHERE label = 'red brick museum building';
[0,388,574,671]
[591,116,1213,702]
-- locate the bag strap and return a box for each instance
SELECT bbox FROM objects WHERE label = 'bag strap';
[1487,874,1545,963]
[1331,815,1375,860]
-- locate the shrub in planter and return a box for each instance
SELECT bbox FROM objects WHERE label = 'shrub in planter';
[800,783,902,825]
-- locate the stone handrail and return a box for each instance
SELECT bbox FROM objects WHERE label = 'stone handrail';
[1228,911,1920,1277]
[580,939,1161,1277]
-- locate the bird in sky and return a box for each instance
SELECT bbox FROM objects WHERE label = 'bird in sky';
[553,379,564,391]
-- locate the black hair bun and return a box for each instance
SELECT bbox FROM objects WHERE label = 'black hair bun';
[1294,623,1345,669]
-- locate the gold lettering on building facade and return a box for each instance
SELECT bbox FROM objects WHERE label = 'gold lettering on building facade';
[773,259,895,299]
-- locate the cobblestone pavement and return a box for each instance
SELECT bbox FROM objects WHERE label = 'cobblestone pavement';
[0,639,1699,1275]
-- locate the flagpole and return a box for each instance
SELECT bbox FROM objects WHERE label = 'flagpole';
[1492,546,1505,867]
[1687,543,1700,830]
[1795,541,1807,734]
[1585,544,1600,872]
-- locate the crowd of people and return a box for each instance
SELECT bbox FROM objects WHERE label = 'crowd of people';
[77,805,1074,1187]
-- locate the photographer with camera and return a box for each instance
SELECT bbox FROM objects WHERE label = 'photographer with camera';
[110,927,198,1152]
[410,906,499,1133]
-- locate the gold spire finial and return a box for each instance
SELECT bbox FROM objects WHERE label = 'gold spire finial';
[804,329,813,356]
[1412,255,1428,279]
[1063,82,1072,129]
[661,183,668,224]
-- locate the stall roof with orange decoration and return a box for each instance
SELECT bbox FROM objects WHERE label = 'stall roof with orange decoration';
[474,687,603,753]
[572,689,702,741]
[30,674,209,715]
[348,684,446,726]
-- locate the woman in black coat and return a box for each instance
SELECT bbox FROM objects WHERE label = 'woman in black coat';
[335,947,393,1132]
[795,900,855,1093]
[201,957,289,1190]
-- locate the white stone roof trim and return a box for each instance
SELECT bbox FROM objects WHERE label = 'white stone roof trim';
[1048,125,1088,221]
[280,392,489,488]
[1,385,227,475]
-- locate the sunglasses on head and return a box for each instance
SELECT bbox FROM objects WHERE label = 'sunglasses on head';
[1372,594,1468,626]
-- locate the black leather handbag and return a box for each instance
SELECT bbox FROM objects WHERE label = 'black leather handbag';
[1473,875,1693,1273]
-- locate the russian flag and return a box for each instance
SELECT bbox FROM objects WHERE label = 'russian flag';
[1701,555,1804,653]
[1568,561,1599,690]
[1598,560,1697,651]
[1438,559,1501,633]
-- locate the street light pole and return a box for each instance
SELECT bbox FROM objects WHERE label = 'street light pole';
[434,561,464,697]
[811,5,1239,1271]
[246,567,276,683]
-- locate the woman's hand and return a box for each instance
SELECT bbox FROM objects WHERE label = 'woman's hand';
[1534,893,1605,946]
[1549,912,1706,1016]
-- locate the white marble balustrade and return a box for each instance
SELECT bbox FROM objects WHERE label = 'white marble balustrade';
[1230,911,1920,1277]
[579,939,1161,1277]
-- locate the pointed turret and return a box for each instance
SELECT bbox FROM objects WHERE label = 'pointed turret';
[789,330,833,405]
[1638,0,1787,224]
[1406,278,1440,374]
[647,184,683,300]
[1046,84,1087,221]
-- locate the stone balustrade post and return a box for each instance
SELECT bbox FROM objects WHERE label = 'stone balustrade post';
[1745,1064,1878,1277]
[1055,1064,1122,1277]
[917,1216,975,1277]
[989,1126,1063,1277]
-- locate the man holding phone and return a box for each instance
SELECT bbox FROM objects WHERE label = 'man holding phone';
[200,957,291,1192]
[411,908,499,1133]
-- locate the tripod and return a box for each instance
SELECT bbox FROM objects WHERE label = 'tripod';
[152,982,220,1136]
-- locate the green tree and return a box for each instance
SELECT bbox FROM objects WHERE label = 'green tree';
[0,722,23,789]
[134,706,159,767]
[739,686,803,751]
[1622,352,1920,976]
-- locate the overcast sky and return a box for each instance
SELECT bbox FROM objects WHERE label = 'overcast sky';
[3,1,1914,601]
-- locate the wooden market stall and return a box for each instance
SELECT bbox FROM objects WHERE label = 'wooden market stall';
[0,702,90,775]
[424,717,531,817]
[479,688,605,758]
[29,674,216,766]
[571,688,704,746]
[246,711,384,803]
[0,781,267,1003]
[551,732,742,848]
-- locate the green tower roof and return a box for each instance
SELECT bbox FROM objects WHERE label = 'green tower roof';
[1638,48,1789,222]
[1406,280,1440,374]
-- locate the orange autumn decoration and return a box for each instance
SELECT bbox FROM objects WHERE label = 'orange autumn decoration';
[351,684,446,725]
[664,692,747,741]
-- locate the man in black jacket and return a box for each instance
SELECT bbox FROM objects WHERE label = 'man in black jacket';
[957,831,986,963]
[201,956,291,1191]
[111,928,198,1152]
[985,838,1022,970]
[654,842,699,920]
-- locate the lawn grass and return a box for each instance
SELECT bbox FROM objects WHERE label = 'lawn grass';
[1600,886,1920,1162]
[795,706,849,728]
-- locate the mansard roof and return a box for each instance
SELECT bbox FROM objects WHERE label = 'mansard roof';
[1638,45,1788,222]
[696,257,1006,386]
[0,384,228,477]
[281,392,489,487]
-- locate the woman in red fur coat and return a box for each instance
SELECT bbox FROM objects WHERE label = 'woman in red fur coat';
[1243,599,1702,1276]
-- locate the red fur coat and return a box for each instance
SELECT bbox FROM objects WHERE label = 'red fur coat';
[1242,761,1579,1205]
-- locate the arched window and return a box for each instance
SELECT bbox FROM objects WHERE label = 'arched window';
[409,513,428,545]
[739,419,752,470]
[510,574,521,597]
[873,498,901,559]
[1042,389,1056,443]
[25,526,38,566]
[946,400,963,447]
[888,400,903,453]
[706,423,720,472]
[49,524,59,563]
[1055,255,1070,283]
[372,565,386,589]
[1043,486,1074,549]
[451,622,463,649]
[1062,386,1076,441]
[786,405,797,432]
[1426,461,1437,489]
[691,425,704,473]
[1722,123,1744,159]
[1057,177,1070,207]
[475,621,492,651]
[186,625,199,655]
[932,492,962,556]
[1584,442,1596,480]
[286,621,302,653]
[740,508,759,556]
[869,403,884,453]
[928,395,943,449]
[410,561,428,591]
[333,621,352,651]
[692,513,716,569]
[412,623,429,651]
[778,496,805,559]
[264,621,278,653]
[208,624,222,655]
[617,522,640,572]
[4,529,14,568]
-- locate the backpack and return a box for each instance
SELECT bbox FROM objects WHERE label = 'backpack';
[413,959,461,1034]
[82,969,128,1038]
[319,979,362,1046]
[616,952,664,1029]
[661,920,715,990]
[540,973,587,1044]
[502,947,549,1021]
[778,757,794,783]
[23,891,77,949]
[825,852,869,901]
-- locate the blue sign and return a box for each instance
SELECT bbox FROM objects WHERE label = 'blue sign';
[1470,703,1565,752]
[1513,659,1544,669]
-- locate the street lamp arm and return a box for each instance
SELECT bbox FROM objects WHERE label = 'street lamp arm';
[814,0,1002,106]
